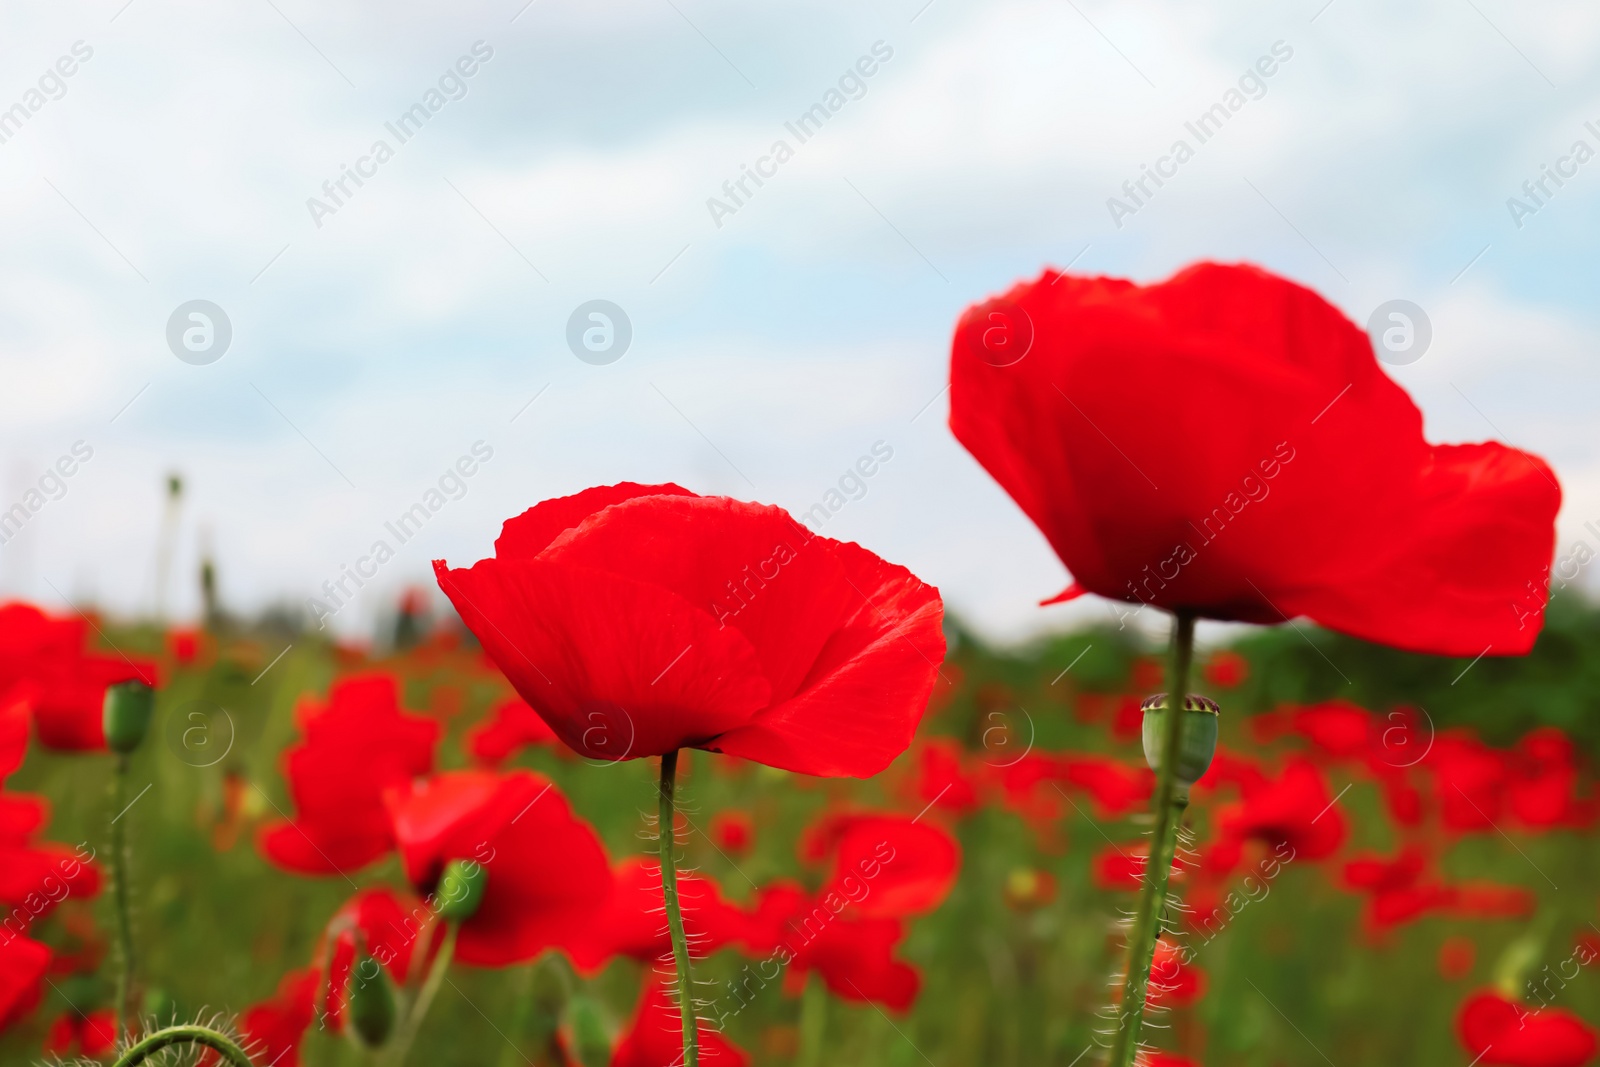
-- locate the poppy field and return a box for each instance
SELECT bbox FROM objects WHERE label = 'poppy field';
[0,262,1594,1067]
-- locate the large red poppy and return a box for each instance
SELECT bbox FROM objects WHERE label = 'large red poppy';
[238,967,320,1067]
[434,484,945,777]
[1457,991,1597,1067]
[0,935,50,1036]
[385,769,612,968]
[949,263,1560,656]
[1211,757,1347,869]
[258,674,439,876]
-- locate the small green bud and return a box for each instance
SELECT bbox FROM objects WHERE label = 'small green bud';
[1140,693,1220,788]
[103,682,155,754]
[436,859,488,922]
[347,951,397,1049]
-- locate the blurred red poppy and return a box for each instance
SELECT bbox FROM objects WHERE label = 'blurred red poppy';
[1213,757,1347,867]
[0,792,100,922]
[1438,935,1476,980]
[565,858,749,975]
[949,262,1560,657]
[911,739,980,816]
[239,967,319,1067]
[1147,942,1205,1008]
[800,813,960,919]
[386,769,611,968]
[0,602,157,751]
[466,695,563,765]
[1203,650,1249,688]
[710,810,753,855]
[1457,991,1597,1067]
[322,888,430,1031]
[0,936,50,1035]
[1093,845,1184,892]
[748,884,921,1011]
[1425,733,1508,834]
[43,1009,117,1057]
[1507,728,1595,831]
[258,674,439,876]
[1061,756,1154,819]
[612,978,749,1067]
[434,484,945,777]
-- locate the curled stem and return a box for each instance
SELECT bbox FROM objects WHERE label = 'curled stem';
[110,1024,254,1067]
[1107,610,1195,1067]
[110,752,136,1035]
[658,749,699,1067]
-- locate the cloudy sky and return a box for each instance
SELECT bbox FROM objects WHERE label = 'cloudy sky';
[3,0,1598,644]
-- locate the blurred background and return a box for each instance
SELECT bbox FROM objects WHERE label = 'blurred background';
[3,1,1600,1065]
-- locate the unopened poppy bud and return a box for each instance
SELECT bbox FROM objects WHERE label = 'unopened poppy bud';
[103,681,155,754]
[436,859,488,922]
[1140,693,1219,788]
[347,950,397,1049]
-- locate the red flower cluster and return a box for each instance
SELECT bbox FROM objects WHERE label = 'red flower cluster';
[0,602,157,751]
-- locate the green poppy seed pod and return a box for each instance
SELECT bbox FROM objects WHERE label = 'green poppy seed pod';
[103,681,155,754]
[1140,693,1220,787]
[436,859,488,922]
[347,951,397,1049]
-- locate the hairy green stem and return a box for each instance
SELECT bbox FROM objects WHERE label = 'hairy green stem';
[111,752,136,1035]
[658,749,699,1067]
[110,1025,254,1067]
[392,921,457,1067]
[1107,610,1194,1067]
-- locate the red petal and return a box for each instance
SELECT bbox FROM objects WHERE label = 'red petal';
[493,483,695,560]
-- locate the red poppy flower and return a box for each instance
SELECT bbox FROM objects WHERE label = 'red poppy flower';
[1457,990,1597,1067]
[1093,845,1184,892]
[1507,728,1592,831]
[1147,942,1205,1008]
[565,858,749,976]
[322,888,431,1030]
[385,769,611,967]
[1061,756,1154,819]
[948,262,1560,657]
[612,978,749,1067]
[43,1009,117,1057]
[466,696,563,765]
[748,884,920,1011]
[239,967,320,1067]
[434,484,945,778]
[1342,845,1452,934]
[710,810,753,855]
[0,602,157,751]
[800,813,960,919]
[1213,757,1346,865]
[910,739,980,817]
[1203,650,1249,688]
[0,793,100,922]
[258,674,439,876]
[1425,733,1508,833]
[0,935,49,1035]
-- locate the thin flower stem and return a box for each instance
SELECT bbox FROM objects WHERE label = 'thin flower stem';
[658,749,700,1067]
[111,752,136,1035]
[1107,610,1195,1067]
[796,973,828,1067]
[110,1024,255,1067]
[392,921,457,1067]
